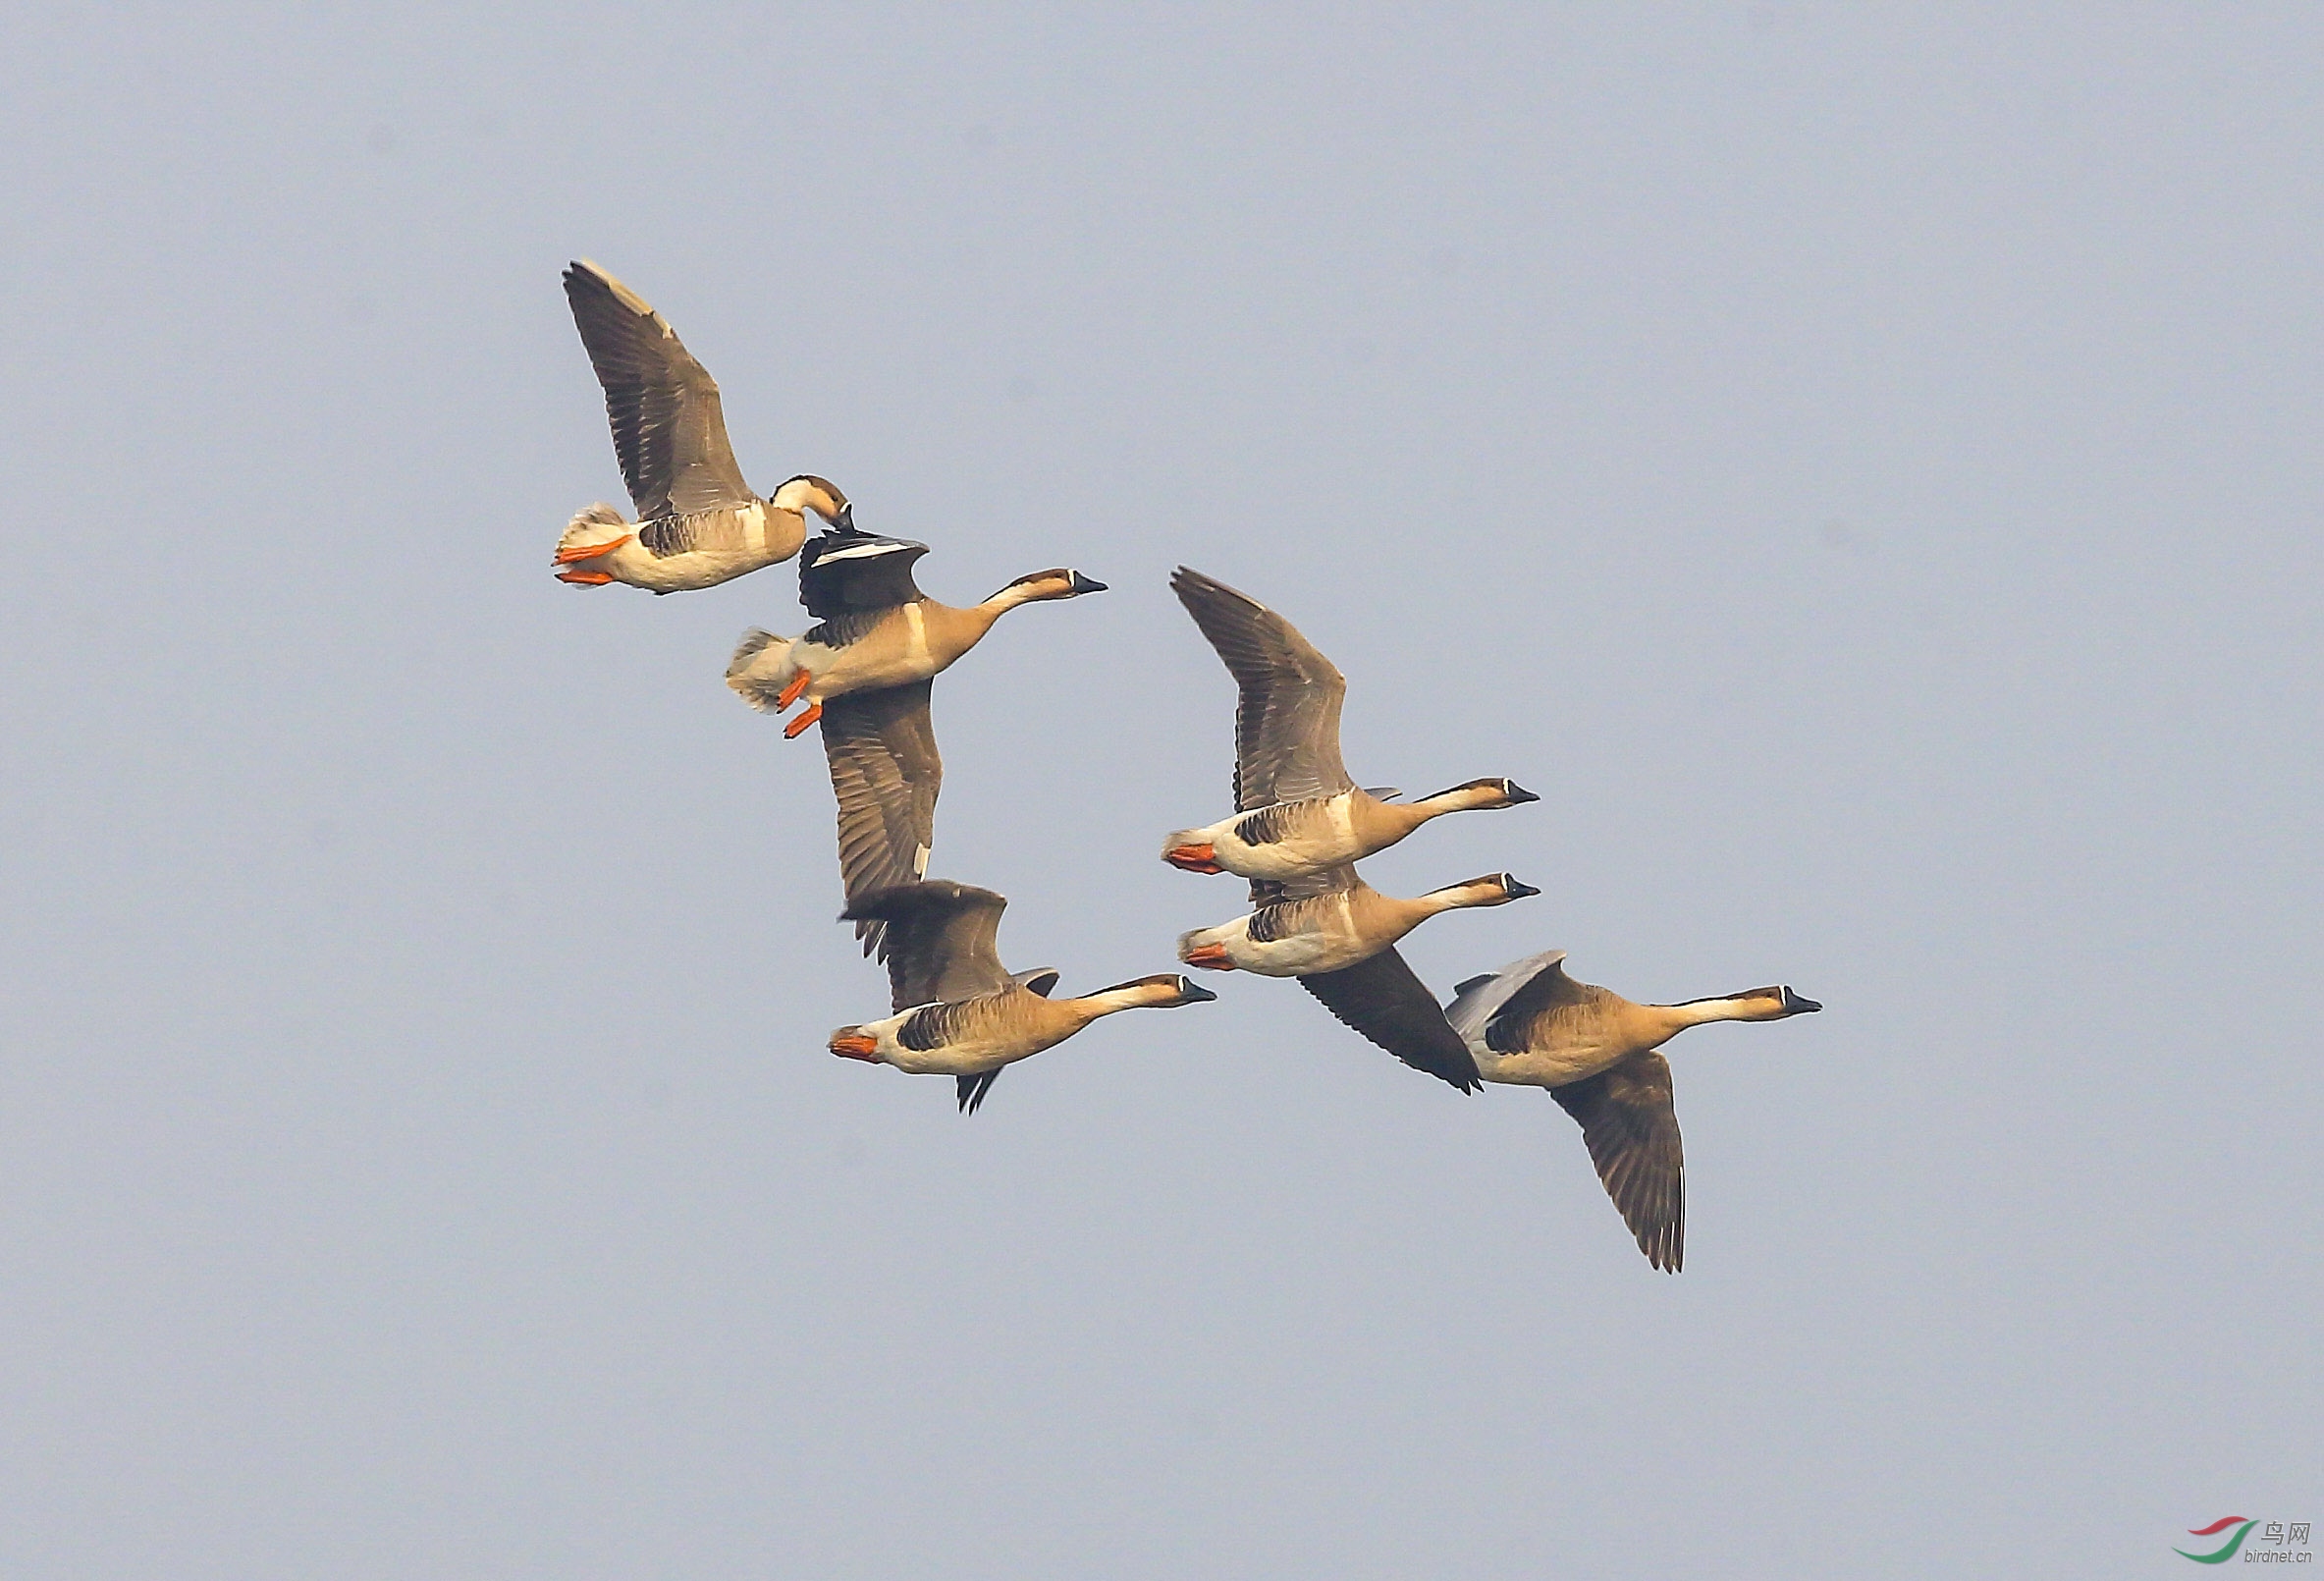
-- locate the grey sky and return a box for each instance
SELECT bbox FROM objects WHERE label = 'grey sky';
[4,5,2318,1576]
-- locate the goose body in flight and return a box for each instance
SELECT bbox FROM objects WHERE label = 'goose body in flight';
[725,530,1105,956]
[1175,868,1540,1091]
[554,260,850,591]
[1161,567,1536,877]
[1446,951,1822,1271]
[829,882,1217,1113]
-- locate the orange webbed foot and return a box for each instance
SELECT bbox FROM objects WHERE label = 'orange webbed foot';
[1164,844,1226,874]
[556,569,616,585]
[553,532,634,566]
[1182,942,1236,970]
[775,668,813,711]
[783,701,823,738]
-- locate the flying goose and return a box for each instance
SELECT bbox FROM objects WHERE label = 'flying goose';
[830,881,1218,1113]
[1175,868,1540,1090]
[1445,951,1822,1272]
[726,530,1105,955]
[728,530,1107,738]
[1161,567,1537,878]
[554,259,851,591]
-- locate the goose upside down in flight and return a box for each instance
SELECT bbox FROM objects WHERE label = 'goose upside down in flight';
[1445,951,1822,1272]
[1160,567,1537,879]
[554,259,851,591]
[830,882,1217,1113]
[1175,867,1540,1091]
[725,528,1106,956]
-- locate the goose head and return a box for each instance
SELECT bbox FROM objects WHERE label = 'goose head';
[1087,972,1220,1009]
[1421,777,1542,811]
[771,474,854,529]
[1431,872,1543,909]
[991,567,1109,604]
[1723,985,1822,1021]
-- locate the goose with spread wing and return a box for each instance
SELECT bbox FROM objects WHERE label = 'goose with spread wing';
[829,882,1217,1113]
[1446,951,1822,1272]
[1160,567,1537,878]
[554,260,851,591]
[1175,867,1539,1091]
[725,529,1105,955]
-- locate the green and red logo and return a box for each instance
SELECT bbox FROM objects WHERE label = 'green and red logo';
[2178,1516,2257,1564]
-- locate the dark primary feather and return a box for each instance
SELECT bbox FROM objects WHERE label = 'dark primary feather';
[1247,862,1359,911]
[1171,568,1355,811]
[957,1070,1000,1114]
[562,261,752,518]
[799,530,930,627]
[1299,948,1483,1092]
[1552,1051,1685,1273]
[840,882,1014,1011]
[820,682,943,958]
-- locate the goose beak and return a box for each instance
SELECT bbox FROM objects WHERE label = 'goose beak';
[1068,572,1108,595]
[834,502,855,531]
[1781,987,1822,1014]
[1502,877,1542,900]
[1175,978,1219,1004]
[1504,783,1540,804]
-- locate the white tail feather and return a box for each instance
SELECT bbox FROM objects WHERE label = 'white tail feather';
[726,628,798,712]
[558,502,630,557]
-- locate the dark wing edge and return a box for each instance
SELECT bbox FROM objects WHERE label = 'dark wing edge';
[1169,567,1354,810]
[839,881,1008,1010]
[1551,1051,1685,1273]
[799,531,932,623]
[820,682,943,959]
[1298,948,1482,1092]
[562,260,751,517]
[957,1070,1000,1115]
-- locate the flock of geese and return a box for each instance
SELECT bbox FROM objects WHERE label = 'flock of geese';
[554,259,1822,1272]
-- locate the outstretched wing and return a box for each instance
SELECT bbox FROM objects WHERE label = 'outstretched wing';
[1444,949,1577,1051]
[1298,947,1482,1092]
[799,531,931,626]
[562,260,753,518]
[840,881,1013,1011]
[1171,568,1354,810]
[821,682,943,959]
[1551,1051,1685,1273]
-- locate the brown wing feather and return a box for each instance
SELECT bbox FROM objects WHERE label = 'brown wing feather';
[1171,568,1354,810]
[840,882,1012,1010]
[563,261,753,518]
[820,682,943,959]
[1551,1051,1685,1272]
[1298,948,1482,1092]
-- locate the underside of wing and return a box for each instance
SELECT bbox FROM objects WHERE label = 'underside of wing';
[957,1069,1000,1115]
[821,682,943,958]
[1551,1051,1685,1273]
[562,260,753,518]
[1170,568,1355,810]
[840,881,1013,1011]
[1299,947,1482,1092]
[800,530,930,622]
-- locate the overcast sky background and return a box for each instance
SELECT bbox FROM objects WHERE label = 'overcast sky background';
[4,6,2318,1576]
